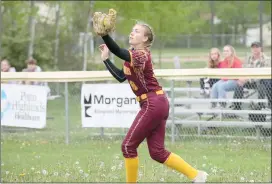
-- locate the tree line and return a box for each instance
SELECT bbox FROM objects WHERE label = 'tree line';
[1,1,271,71]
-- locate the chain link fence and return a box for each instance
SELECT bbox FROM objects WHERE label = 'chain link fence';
[2,77,271,143]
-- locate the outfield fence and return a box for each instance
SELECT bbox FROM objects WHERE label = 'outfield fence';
[1,68,271,145]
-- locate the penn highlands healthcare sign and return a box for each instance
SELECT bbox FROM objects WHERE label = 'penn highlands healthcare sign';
[81,83,140,128]
[1,84,48,129]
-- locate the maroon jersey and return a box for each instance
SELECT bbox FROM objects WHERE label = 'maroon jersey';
[123,49,162,97]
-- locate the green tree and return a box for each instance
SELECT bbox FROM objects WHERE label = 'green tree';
[102,1,207,67]
[2,1,31,70]
[2,1,55,71]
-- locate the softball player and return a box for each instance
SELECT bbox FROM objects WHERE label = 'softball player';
[99,22,207,183]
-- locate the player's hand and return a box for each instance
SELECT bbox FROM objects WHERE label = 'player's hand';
[99,44,110,61]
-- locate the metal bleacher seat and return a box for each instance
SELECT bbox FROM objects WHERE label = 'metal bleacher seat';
[163,86,271,140]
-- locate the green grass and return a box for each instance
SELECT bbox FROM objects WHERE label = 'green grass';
[1,96,271,183]
[1,138,271,183]
[153,61,206,69]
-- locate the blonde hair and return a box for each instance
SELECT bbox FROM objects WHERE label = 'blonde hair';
[208,48,221,68]
[133,20,155,49]
[223,45,237,68]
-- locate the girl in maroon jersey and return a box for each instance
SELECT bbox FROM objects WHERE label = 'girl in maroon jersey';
[99,21,207,183]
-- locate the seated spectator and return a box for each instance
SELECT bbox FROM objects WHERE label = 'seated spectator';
[1,59,17,84]
[210,45,244,108]
[233,41,271,110]
[200,48,220,97]
[21,57,51,96]
[21,57,43,85]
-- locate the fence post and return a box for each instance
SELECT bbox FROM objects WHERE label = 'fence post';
[100,127,104,137]
[171,79,175,143]
[186,81,192,109]
[65,82,69,145]
[255,125,262,141]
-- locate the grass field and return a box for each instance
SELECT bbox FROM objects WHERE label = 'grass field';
[1,95,271,183]
[1,138,271,183]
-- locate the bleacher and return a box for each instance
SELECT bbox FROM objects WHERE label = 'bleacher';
[164,80,271,140]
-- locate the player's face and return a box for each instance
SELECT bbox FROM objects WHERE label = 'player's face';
[1,61,10,72]
[223,46,232,58]
[251,46,261,55]
[210,50,219,61]
[129,24,148,47]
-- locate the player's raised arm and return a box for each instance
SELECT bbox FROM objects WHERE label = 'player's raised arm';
[104,58,126,83]
[99,44,126,83]
[101,34,131,62]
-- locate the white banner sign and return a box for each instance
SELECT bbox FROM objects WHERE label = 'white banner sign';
[1,84,47,129]
[81,83,140,128]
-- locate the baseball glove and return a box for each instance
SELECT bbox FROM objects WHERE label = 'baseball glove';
[92,9,117,36]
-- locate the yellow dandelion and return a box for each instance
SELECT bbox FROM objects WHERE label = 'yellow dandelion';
[19,173,26,177]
